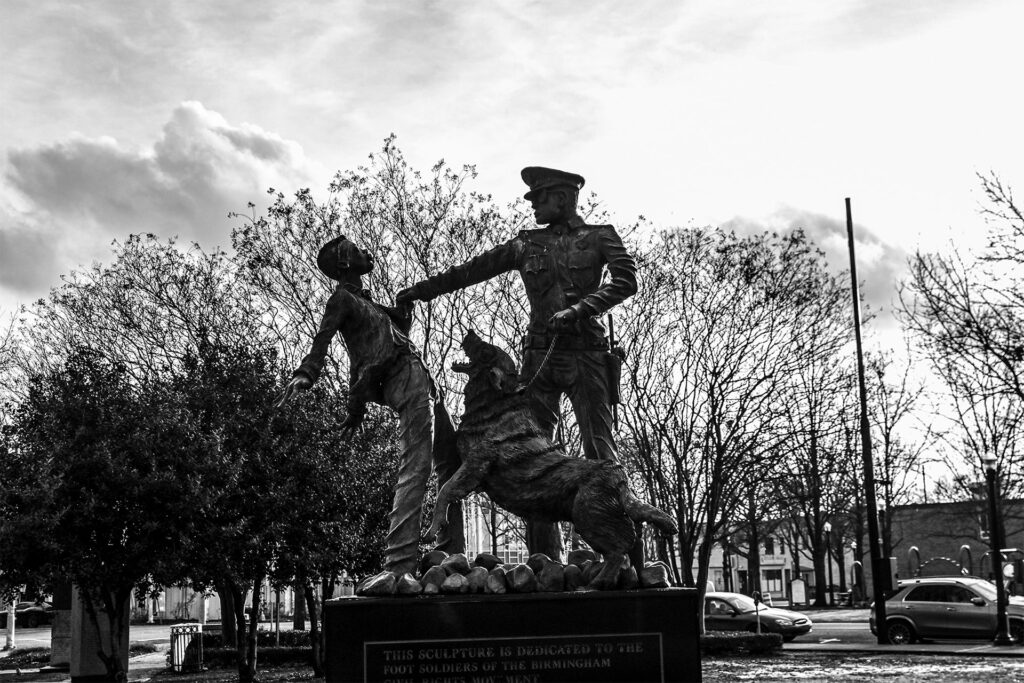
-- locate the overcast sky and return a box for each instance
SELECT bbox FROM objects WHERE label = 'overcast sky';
[3,0,1023,328]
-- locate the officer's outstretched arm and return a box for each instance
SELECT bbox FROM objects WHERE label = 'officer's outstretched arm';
[399,239,520,303]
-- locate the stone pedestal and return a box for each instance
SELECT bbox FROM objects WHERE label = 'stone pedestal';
[70,586,130,682]
[324,588,701,682]
[48,582,73,670]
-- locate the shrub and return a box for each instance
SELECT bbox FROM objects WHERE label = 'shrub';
[198,629,311,649]
[202,646,313,668]
[0,647,50,669]
[700,631,783,656]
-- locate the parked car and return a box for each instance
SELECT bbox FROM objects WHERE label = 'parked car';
[0,601,55,629]
[869,576,1024,644]
[704,591,814,642]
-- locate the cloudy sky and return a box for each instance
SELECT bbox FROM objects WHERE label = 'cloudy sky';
[3,0,1023,326]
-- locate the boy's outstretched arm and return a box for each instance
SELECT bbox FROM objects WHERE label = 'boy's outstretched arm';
[274,374,312,408]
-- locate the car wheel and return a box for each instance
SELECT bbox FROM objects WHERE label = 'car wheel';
[886,620,916,645]
[25,614,40,629]
[1010,619,1024,644]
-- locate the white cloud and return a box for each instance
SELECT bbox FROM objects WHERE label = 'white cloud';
[721,206,907,329]
[0,217,57,295]
[2,0,1022,320]
[0,102,319,306]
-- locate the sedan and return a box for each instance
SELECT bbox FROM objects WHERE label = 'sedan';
[0,601,54,629]
[869,576,1024,644]
[705,591,813,641]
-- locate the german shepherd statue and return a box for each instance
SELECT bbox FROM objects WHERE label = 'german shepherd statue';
[426,330,678,590]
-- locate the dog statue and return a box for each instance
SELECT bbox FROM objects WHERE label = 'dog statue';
[426,330,678,590]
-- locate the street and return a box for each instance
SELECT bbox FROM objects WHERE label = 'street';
[5,619,1008,651]
[3,620,1001,650]
[7,619,1024,683]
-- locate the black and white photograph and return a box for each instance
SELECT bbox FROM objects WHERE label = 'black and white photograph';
[3,2,1024,681]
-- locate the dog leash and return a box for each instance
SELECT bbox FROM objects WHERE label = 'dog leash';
[523,334,559,388]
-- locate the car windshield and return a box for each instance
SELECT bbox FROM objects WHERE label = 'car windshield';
[728,595,759,612]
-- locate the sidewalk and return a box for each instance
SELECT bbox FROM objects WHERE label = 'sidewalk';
[0,646,170,682]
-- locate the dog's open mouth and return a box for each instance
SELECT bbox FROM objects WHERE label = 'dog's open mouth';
[454,330,487,373]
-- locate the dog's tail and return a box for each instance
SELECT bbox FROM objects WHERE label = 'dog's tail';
[622,491,678,536]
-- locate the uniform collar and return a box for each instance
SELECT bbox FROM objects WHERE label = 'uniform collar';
[552,215,586,234]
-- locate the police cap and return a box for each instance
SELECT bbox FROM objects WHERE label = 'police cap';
[521,166,585,200]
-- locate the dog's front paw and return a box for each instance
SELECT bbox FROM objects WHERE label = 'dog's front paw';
[423,517,449,542]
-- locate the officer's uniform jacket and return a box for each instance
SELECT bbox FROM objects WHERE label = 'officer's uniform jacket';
[413,216,637,346]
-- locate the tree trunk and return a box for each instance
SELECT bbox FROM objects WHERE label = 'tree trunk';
[812,546,827,606]
[292,582,307,631]
[229,581,249,682]
[678,535,696,586]
[746,491,761,598]
[238,577,262,683]
[695,531,717,635]
[216,579,237,649]
[305,583,324,677]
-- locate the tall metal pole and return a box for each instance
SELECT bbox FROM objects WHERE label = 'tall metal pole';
[845,198,889,643]
[985,462,1014,644]
[826,525,835,607]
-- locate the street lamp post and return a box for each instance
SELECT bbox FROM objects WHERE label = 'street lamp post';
[848,541,857,605]
[824,522,835,607]
[722,537,732,593]
[982,452,1014,645]
[877,502,888,557]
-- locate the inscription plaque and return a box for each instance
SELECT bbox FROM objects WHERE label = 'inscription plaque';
[368,632,662,682]
[324,588,700,683]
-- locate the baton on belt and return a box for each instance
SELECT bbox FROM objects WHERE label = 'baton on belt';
[607,314,624,430]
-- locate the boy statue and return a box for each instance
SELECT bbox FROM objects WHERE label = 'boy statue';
[276,235,464,582]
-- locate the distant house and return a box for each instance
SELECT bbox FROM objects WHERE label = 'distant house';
[700,532,855,606]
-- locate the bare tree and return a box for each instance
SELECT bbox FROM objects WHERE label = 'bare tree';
[232,136,528,414]
[618,227,841,620]
[13,235,268,387]
[865,348,937,554]
[899,173,1024,499]
[777,358,856,607]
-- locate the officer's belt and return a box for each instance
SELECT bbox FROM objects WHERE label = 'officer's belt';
[523,333,608,351]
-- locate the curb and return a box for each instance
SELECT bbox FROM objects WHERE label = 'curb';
[785,643,1024,658]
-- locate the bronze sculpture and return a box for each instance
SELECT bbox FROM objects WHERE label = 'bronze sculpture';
[276,235,464,578]
[426,331,677,590]
[398,166,638,559]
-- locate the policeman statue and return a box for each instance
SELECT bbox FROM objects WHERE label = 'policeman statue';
[397,167,637,561]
